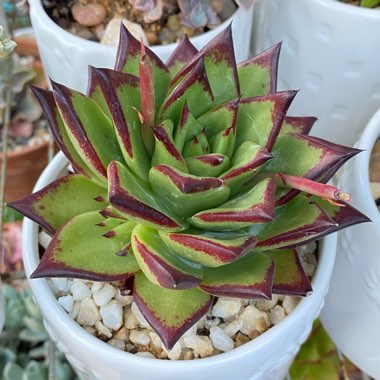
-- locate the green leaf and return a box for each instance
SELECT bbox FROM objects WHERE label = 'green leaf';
[8,175,108,235]
[149,164,230,217]
[190,178,276,231]
[185,154,230,178]
[31,211,139,281]
[133,271,212,349]
[200,251,274,298]
[108,161,187,231]
[280,116,317,136]
[266,249,312,296]
[238,43,280,98]
[159,229,257,267]
[131,225,202,289]
[255,195,337,250]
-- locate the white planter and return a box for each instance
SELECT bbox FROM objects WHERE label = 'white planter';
[22,152,337,380]
[251,0,380,147]
[320,109,380,379]
[28,0,254,93]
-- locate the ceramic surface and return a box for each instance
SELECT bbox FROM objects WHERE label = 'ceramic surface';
[28,0,253,93]
[252,0,380,146]
[22,152,337,380]
[321,109,380,379]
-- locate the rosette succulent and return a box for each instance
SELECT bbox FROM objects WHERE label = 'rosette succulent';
[9,25,368,350]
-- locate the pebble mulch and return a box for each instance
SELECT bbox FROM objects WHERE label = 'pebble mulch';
[40,230,317,360]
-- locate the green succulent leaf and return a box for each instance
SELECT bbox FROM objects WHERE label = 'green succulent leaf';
[108,161,187,231]
[238,43,281,97]
[185,154,230,177]
[149,164,230,217]
[280,116,317,136]
[131,225,202,289]
[133,271,213,350]
[159,229,257,267]
[31,211,139,281]
[266,249,312,296]
[190,178,276,230]
[200,251,274,298]
[8,174,108,234]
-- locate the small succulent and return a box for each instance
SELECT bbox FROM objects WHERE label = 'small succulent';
[0,26,16,59]
[0,284,76,380]
[346,0,380,7]
[10,25,368,350]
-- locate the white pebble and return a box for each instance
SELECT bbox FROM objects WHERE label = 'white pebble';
[239,305,270,335]
[51,278,69,293]
[39,231,52,249]
[183,335,213,358]
[70,301,80,320]
[76,298,101,326]
[93,284,117,306]
[95,320,112,338]
[91,282,103,294]
[164,342,182,360]
[71,281,91,301]
[108,338,125,350]
[255,295,279,312]
[205,317,221,329]
[282,296,300,315]
[182,322,198,337]
[135,352,155,358]
[131,302,151,329]
[221,319,243,337]
[114,327,129,341]
[114,291,134,306]
[100,300,123,330]
[209,326,234,352]
[58,295,74,313]
[212,298,242,320]
[149,331,163,350]
[269,305,286,325]
[124,308,139,329]
[129,329,151,346]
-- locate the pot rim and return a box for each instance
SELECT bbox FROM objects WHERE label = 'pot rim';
[27,0,250,53]
[22,152,337,367]
[0,139,49,160]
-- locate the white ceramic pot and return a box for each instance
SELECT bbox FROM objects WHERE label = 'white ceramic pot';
[22,152,337,380]
[320,109,380,379]
[28,0,254,93]
[251,0,380,147]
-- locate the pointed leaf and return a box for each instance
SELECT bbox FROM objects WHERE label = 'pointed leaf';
[133,271,212,349]
[190,178,276,230]
[236,91,297,151]
[91,67,150,181]
[166,35,198,77]
[280,116,317,136]
[185,154,230,177]
[160,229,257,267]
[220,143,273,196]
[114,24,170,109]
[131,225,202,289]
[52,81,124,181]
[108,161,186,231]
[149,164,230,217]
[87,66,112,119]
[161,57,214,126]
[8,174,107,235]
[182,133,209,158]
[238,43,281,97]
[31,212,139,281]
[200,251,274,298]
[267,249,312,296]
[31,87,96,180]
[254,195,337,250]
[151,120,188,172]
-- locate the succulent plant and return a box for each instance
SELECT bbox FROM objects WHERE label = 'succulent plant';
[9,25,368,350]
[0,284,76,380]
[360,0,380,7]
[0,26,16,59]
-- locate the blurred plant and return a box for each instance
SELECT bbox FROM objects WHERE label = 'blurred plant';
[360,0,380,7]
[0,284,77,380]
[0,221,22,274]
[0,25,16,59]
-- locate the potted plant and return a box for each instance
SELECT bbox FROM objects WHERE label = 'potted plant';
[9,25,368,379]
[320,108,380,379]
[27,0,254,93]
[251,0,380,147]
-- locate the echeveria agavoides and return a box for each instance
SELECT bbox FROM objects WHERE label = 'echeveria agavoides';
[9,25,369,350]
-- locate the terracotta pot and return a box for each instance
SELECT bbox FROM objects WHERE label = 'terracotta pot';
[1,141,50,202]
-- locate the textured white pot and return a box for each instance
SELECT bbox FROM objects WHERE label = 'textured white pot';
[320,109,380,379]
[28,0,253,93]
[251,0,380,147]
[22,152,338,380]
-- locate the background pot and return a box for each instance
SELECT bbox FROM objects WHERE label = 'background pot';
[22,152,337,380]
[28,0,254,93]
[320,109,380,379]
[251,0,380,146]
